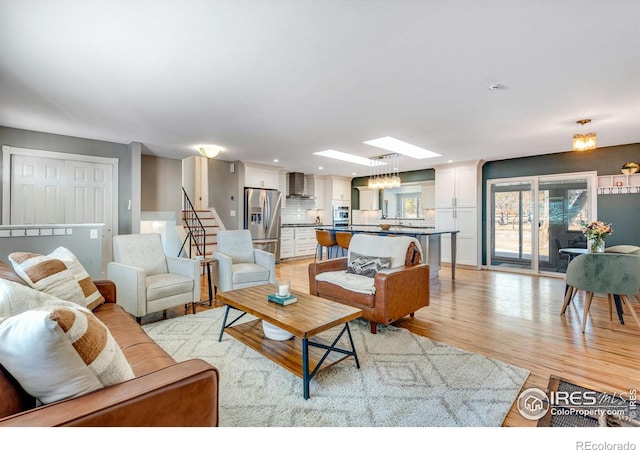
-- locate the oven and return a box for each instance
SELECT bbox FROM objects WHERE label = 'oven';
[333,206,349,227]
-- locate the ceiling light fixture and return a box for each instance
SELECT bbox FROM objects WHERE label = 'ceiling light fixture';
[198,145,224,158]
[313,149,385,166]
[363,136,441,159]
[368,154,401,190]
[572,119,597,151]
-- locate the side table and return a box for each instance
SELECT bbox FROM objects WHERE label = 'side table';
[192,258,217,314]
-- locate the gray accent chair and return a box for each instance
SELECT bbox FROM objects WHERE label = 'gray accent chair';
[107,233,201,322]
[212,230,276,292]
[561,253,640,332]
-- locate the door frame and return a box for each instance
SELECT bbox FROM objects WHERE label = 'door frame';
[485,171,597,276]
[2,145,119,235]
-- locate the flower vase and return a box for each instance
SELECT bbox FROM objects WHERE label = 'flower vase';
[588,238,605,253]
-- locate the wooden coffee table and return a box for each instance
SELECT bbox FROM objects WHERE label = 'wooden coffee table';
[216,284,363,399]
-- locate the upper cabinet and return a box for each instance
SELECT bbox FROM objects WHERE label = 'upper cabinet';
[421,184,435,210]
[328,176,352,202]
[243,163,280,190]
[357,187,379,210]
[434,162,481,208]
[313,176,326,209]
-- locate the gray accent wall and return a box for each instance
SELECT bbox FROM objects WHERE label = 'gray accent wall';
[207,158,241,229]
[0,126,135,234]
[141,154,182,224]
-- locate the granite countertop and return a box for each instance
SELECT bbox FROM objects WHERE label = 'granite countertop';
[315,225,459,235]
[281,223,321,227]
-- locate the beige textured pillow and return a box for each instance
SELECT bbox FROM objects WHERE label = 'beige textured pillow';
[49,247,106,310]
[0,304,135,404]
[8,248,105,310]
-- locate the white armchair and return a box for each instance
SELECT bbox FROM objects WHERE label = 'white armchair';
[107,233,201,322]
[212,230,276,293]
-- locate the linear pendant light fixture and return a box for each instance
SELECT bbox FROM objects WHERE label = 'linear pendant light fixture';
[363,136,441,159]
[368,153,401,189]
[572,119,597,151]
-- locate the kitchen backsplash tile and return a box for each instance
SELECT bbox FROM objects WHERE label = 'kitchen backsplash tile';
[281,197,327,225]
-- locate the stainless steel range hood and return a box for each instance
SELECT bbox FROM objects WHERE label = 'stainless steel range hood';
[286,172,315,198]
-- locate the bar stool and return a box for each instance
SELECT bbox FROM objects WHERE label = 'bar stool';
[335,231,353,257]
[315,230,337,261]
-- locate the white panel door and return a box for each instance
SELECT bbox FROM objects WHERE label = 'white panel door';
[9,152,115,277]
[65,160,114,268]
[10,155,65,224]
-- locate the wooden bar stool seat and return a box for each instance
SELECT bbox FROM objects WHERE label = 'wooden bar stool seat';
[335,231,352,257]
[315,230,337,261]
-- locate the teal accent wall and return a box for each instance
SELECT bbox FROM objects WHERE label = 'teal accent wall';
[482,143,640,264]
[351,168,435,209]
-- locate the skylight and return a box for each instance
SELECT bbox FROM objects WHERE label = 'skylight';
[313,149,385,166]
[363,136,441,159]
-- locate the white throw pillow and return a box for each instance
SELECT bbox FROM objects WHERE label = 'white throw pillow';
[0,279,81,317]
[0,304,135,405]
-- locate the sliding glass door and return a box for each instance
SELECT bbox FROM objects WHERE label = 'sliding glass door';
[489,181,534,270]
[537,176,591,273]
[487,172,596,275]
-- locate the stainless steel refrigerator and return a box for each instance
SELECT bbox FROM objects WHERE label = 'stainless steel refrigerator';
[244,187,282,261]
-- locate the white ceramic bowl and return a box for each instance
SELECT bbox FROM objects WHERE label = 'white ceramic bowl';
[262,321,294,341]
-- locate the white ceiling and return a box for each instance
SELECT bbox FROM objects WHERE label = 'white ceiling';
[1,0,639,178]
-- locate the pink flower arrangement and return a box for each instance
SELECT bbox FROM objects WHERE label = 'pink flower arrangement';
[582,221,613,240]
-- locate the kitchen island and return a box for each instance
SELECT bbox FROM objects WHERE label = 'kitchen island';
[315,225,459,279]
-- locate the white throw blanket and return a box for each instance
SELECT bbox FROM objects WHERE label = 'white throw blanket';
[315,234,423,294]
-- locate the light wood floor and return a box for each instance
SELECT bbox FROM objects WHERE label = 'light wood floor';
[148,258,640,427]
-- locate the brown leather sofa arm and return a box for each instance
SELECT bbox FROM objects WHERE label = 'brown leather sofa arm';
[374,264,430,315]
[308,258,348,295]
[94,280,117,304]
[0,359,219,427]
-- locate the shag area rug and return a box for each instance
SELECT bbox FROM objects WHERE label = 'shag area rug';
[143,308,529,427]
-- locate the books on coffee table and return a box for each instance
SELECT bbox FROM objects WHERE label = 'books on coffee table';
[267,293,298,305]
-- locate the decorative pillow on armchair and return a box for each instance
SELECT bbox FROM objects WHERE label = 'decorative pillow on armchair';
[346,252,392,278]
[0,304,135,405]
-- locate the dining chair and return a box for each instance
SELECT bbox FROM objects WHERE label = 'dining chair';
[560,253,640,332]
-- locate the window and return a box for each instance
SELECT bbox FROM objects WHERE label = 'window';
[398,193,420,218]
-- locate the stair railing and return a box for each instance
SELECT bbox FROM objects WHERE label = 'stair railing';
[180,187,206,258]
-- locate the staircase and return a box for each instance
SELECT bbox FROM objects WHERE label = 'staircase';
[182,209,220,257]
[180,187,222,258]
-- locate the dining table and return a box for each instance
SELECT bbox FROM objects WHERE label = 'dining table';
[315,225,459,279]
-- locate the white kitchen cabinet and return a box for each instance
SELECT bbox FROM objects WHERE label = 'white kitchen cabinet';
[280,227,317,259]
[436,207,478,267]
[326,176,352,201]
[357,187,379,210]
[313,176,326,210]
[244,163,280,189]
[294,227,317,257]
[435,163,480,208]
[280,227,295,259]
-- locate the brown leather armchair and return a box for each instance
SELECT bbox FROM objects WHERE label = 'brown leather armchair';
[308,234,429,334]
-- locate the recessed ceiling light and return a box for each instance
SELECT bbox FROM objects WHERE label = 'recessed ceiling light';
[318,166,323,170]
[314,149,384,166]
[352,172,357,176]
[273,159,279,162]
[363,136,440,159]
[448,159,453,163]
